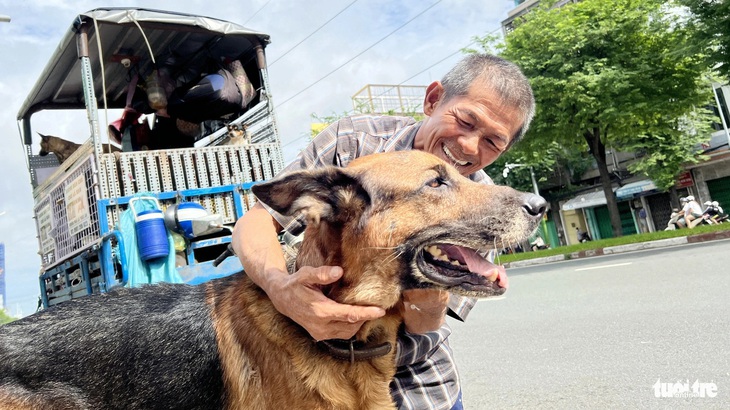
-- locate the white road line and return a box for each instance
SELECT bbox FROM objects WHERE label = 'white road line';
[575,262,633,271]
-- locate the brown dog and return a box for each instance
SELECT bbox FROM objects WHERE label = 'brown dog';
[38,133,120,164]
[0,150,545,409]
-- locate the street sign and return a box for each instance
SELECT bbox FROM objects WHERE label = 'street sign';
[676,171,694,188]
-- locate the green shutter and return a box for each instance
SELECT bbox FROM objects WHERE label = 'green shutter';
[707,176,730,211]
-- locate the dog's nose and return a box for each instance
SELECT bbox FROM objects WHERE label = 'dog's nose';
[522,194,547,219]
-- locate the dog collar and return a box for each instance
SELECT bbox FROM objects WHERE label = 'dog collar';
[317,338,392,364]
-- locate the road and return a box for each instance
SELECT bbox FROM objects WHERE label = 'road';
[449,239,730,409]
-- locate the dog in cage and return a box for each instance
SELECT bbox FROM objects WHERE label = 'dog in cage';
[220,123,251,146]
[38,133,121,164]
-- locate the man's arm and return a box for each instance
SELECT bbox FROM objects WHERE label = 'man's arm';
[231,203,385,341]
[399,289,450,333]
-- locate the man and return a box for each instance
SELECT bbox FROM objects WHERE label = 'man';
[231,54,535,409]
[684,195,704,228]
[638,207,648,233]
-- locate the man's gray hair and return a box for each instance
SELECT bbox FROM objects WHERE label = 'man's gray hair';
[441,54,535,143]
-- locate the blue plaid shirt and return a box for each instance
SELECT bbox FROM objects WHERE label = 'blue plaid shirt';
[270,114,490,409]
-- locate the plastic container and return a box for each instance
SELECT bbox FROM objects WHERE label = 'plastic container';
[130,197,169,261]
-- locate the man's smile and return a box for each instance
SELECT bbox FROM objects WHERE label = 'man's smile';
[442,144,472,167]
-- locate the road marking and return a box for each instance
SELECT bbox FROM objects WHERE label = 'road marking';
[575,262,633,271]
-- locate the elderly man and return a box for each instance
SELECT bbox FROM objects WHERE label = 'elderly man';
[232,53,535,410]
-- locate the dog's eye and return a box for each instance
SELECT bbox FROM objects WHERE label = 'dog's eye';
[426,177,447,189]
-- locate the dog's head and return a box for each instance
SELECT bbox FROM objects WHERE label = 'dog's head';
[38,133,53,157]
[252,150,546,309]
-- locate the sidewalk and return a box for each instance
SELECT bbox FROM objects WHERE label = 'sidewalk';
[504,230,730,268]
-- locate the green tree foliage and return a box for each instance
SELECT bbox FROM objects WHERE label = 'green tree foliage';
[623,109,713,190]
[483,0,713,237]
[486,140,593,194]
[679,0,730,79]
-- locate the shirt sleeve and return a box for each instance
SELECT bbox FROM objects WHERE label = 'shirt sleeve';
[262,119,354,235]
[391,324,460,410]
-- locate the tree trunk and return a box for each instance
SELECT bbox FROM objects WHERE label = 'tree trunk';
[669,186,680,210]
[584,127,623,237]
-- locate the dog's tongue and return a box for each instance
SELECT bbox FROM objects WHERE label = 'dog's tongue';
[440,245,508,289]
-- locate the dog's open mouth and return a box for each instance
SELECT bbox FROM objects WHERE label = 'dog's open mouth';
[416,243,508,296]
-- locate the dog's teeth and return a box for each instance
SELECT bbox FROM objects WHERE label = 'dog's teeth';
[426,245,442,257]
[450,260,461,266]
[437,254,449,262]
[487,272,499,282]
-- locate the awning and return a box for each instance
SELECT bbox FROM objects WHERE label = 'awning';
[561,190,611,211]
[615,179,657,201]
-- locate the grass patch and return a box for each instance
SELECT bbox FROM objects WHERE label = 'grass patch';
[496,222,730,264]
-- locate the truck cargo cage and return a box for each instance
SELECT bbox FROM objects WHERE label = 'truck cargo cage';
[18,8,285,307]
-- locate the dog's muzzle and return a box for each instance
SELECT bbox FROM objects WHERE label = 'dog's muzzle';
[416,243,508,296]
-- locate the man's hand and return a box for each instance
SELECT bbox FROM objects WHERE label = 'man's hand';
[399,288,449,334]
[267,265,386,341]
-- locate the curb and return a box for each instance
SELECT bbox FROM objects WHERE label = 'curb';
[503,231,730,269]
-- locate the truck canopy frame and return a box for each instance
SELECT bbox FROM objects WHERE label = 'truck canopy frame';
[18,7,270,122]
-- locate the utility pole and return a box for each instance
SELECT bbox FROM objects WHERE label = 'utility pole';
[503,164,549,248]
[711,83,730,148]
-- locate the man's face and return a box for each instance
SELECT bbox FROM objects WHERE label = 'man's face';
[413,80,523,176]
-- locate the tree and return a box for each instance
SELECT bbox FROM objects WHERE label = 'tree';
[679,0,730,79]
[486,0,713,237]
[0,309,15,325]
[622,109,713,191]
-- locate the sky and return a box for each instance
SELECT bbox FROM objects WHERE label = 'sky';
[0,0,516,317]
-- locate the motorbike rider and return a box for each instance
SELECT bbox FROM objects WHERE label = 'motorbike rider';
[677,196,699,228]
[575,227,591,242]
[683,195,704,228]
[703,200,727,223]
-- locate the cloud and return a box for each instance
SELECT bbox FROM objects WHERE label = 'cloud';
[0,0,513,317]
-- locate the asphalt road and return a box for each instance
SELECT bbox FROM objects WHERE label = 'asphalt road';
[449,239,730,409]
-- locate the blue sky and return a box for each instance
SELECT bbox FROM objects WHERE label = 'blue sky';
[0,0,515,317]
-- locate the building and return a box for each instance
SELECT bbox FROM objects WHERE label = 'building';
[502,0,579,34]
[351,84,426,115]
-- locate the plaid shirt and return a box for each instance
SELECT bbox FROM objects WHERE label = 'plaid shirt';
[269,114,492,409]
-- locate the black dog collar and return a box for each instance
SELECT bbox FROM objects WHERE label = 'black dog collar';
[317,338,392,364]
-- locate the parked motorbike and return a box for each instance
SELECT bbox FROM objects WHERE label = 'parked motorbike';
[665,209,682,230]
[576,228,591,242]
[530,236,549,251]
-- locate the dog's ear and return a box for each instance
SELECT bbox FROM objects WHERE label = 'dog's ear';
[38,133,50,142]
[252,167,368,226]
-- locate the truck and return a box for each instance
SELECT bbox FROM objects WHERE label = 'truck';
[17,8,285,308]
